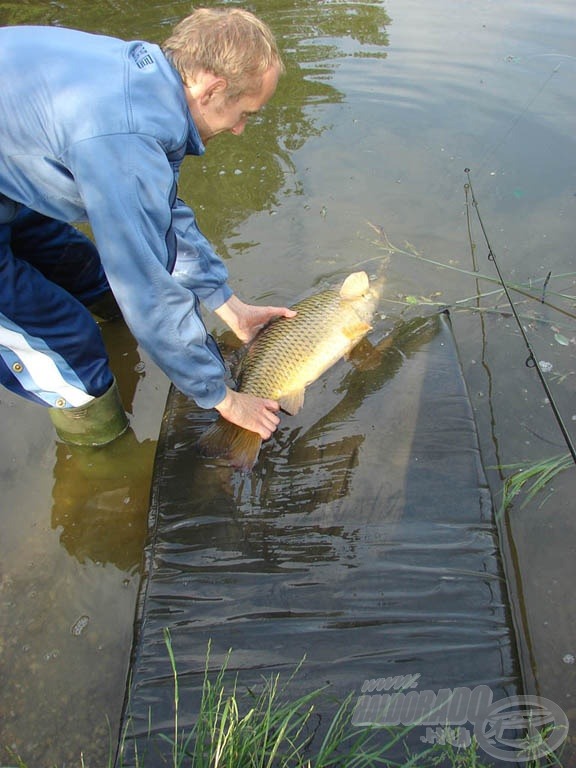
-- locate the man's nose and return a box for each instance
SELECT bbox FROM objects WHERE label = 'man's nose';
[230,119,247,136]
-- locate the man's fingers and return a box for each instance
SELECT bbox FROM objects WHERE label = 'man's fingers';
[267,306,296,320]
[256,401,280,439]
[215,389,283,439]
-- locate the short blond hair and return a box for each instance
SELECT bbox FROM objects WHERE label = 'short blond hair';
[162,7,284,101]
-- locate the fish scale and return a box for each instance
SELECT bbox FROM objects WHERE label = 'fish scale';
[240,289,345,400]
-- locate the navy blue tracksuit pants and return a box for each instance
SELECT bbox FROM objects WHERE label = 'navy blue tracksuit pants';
[0,206,114,408]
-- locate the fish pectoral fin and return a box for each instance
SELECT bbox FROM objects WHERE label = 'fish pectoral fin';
[343,320,372,341]
[279,389,306,415]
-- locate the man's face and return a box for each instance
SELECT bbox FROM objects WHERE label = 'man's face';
[188,64,281,144]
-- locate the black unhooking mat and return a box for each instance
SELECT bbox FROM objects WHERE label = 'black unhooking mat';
[117,312,520,765]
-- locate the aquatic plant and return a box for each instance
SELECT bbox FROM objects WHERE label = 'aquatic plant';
[116,629,431,767]
[498,453,573,514]
[110,631,566,768]
[367,222,576,320]
[3,631,567,768]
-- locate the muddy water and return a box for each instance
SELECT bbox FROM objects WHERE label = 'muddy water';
[1,0,575,765]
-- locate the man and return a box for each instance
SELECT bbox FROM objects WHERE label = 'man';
[0,8,294,446]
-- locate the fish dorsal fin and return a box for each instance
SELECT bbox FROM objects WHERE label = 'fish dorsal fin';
[279,389,305,416]
[339,271,369,300]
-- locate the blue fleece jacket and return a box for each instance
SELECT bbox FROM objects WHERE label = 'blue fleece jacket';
[0,25,234,408]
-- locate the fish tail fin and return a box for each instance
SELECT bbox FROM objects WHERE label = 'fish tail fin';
[197,417,263,471]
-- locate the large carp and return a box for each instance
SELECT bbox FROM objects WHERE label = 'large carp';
[199,270,383,470]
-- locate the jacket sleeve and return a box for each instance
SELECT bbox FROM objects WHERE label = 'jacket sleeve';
[63,132,228,408]
[171,198,233,311]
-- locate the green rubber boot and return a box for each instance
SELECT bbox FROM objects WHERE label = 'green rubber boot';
[49,379,129,446]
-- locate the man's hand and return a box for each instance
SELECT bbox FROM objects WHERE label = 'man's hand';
[215,294,296,343]
[215,387,281,439]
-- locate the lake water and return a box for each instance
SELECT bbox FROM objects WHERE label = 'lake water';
[1,0,575,765]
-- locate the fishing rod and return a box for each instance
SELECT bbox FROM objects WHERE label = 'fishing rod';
[464,168,576,466]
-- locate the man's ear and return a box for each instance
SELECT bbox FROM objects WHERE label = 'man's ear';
[200,76,228,105]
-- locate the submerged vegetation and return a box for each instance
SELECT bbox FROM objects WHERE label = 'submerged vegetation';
[367,222,576,322]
